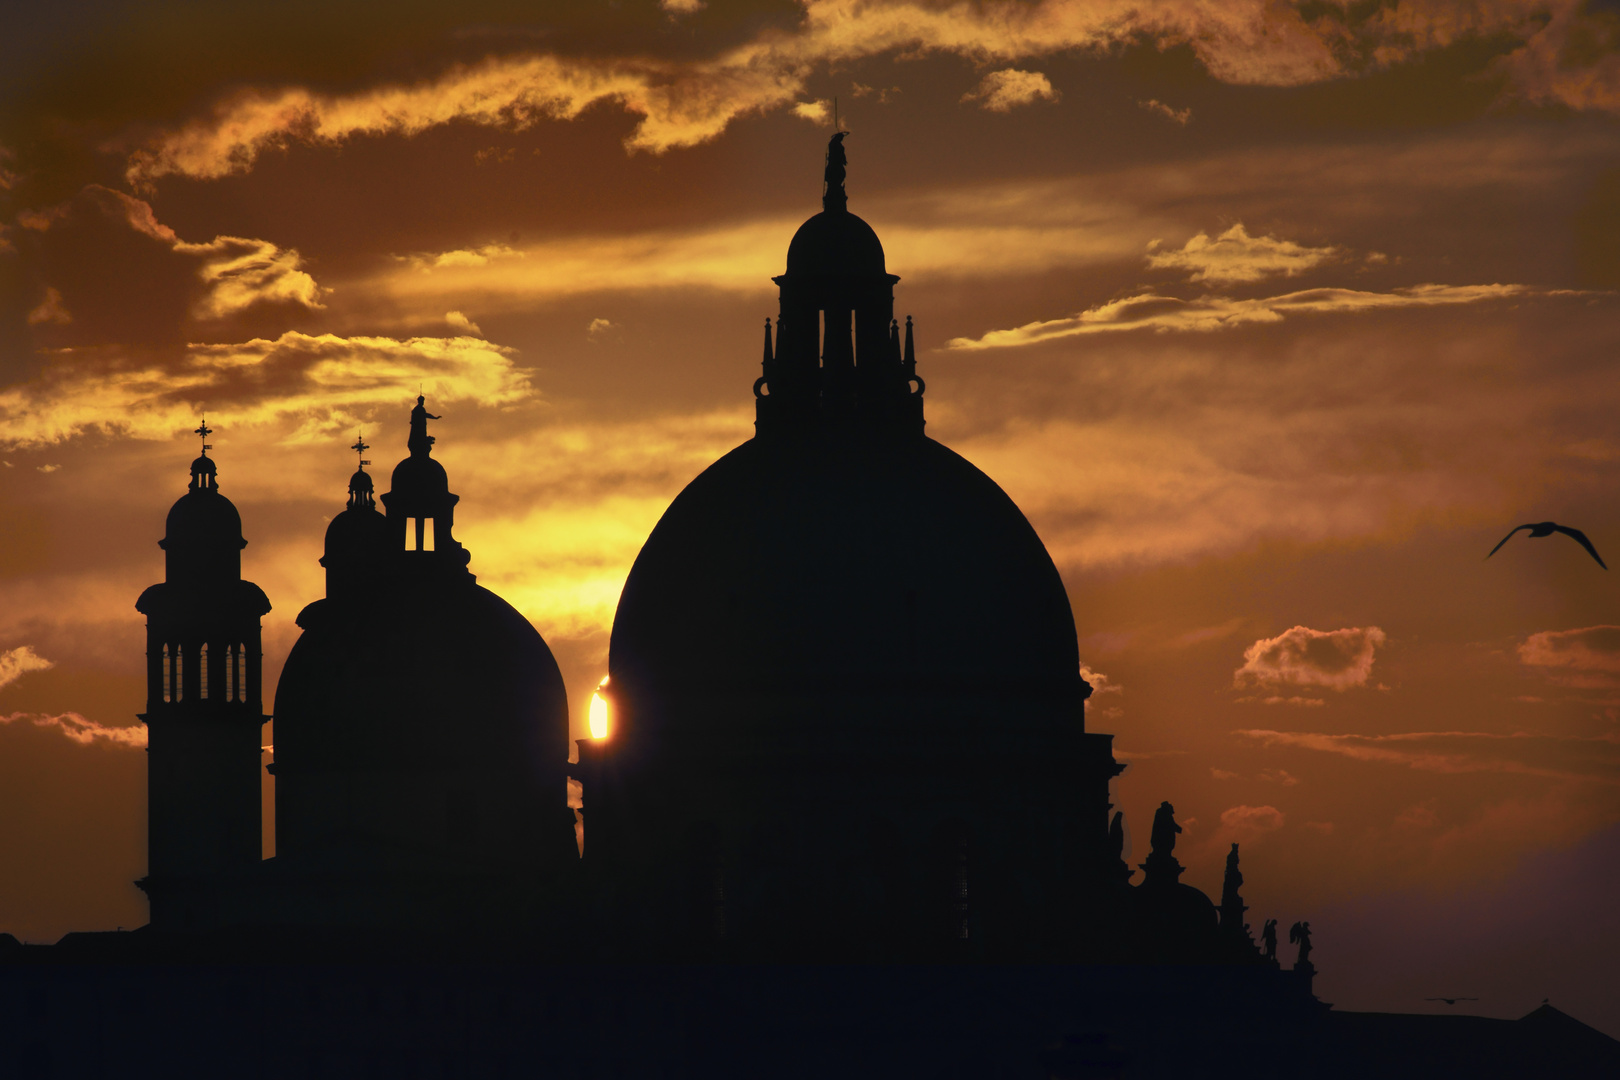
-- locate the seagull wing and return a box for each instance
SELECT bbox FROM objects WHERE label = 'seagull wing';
[1552,525,1608,570]
[1486,525,1533,560]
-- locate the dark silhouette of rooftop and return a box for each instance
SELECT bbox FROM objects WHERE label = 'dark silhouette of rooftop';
[6,134,1615,1079]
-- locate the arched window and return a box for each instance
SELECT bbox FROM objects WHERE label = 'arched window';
[161,644,172,703]
[199,643,209,699]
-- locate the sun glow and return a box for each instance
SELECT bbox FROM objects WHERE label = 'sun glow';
[588,676,611,739]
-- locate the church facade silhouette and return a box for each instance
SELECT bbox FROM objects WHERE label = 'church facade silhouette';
[3,136,1615,1080]
[131,135,1250,968]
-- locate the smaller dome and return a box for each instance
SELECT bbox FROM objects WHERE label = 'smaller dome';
[349,469,374,496]
[785,210,887,278]
[161,457,246,586]
[323,504,390,566]
[164,486,244,552]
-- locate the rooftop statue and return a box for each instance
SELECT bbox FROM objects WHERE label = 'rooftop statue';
[407,394,440,458]
[1150,801,1181,859]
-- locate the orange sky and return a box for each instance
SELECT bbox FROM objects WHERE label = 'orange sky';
[3,0,1620,1032]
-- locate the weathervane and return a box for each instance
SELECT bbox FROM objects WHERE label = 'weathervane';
[194,418,213,457]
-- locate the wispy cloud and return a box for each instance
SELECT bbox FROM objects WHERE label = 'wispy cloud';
[0,646,53,691]
[1519,625,1620,689]
[0,712,147,748]
[370,201,1143,308]
[1215,803,1286,845]
[0,331,532,449]
[88,186,325,319]
[1138,98,1191,125]
[1147,224,1336,285]
[947,284,1541,350]
[1235,728,1620,784]
[117,1,1620,186]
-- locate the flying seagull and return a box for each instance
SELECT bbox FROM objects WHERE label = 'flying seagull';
[1486,522,1607,569]
[1424,997,1479,1006]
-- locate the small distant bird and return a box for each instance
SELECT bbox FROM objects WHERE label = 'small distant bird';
[1486,522,1607,569]
[1424,997,1479,1006]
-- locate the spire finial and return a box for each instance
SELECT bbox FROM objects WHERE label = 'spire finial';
[187,419,219,493]
[823,131,849,213]
[347,430,376,509]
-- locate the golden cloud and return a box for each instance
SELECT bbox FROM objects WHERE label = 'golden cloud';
[120,1,1616,185]
[1147,224,1337,285]
[792,100,831,124]
[947,283,1539,349]
[0,332,532,449]
[372,193,1145,310]
[1079,663,1122,697]
[1235,625,1387,692]
[0,646,53,691]
[0,712,147,748]
[961,69,1060,112]
[85,186,325,319]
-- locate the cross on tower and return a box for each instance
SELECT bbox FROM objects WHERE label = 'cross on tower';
[351,432,370,470]
[194,419,213,456]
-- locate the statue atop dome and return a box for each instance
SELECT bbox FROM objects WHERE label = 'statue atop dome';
[1142,800,1186,886]
[823,131,848,213]
[407,395,439,458]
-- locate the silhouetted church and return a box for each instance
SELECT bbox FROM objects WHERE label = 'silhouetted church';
[4,136,1616,1080]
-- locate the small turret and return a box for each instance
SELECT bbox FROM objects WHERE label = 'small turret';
[322,432,391,600]
[758,133,924,437]
[381,396,470,573]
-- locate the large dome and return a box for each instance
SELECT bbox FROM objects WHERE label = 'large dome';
[585,136,1115,961]
[609,432,1083,738]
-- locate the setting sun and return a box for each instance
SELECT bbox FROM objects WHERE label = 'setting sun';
[588,677,611,740]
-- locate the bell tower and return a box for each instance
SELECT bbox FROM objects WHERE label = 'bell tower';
[135,424,271,930]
